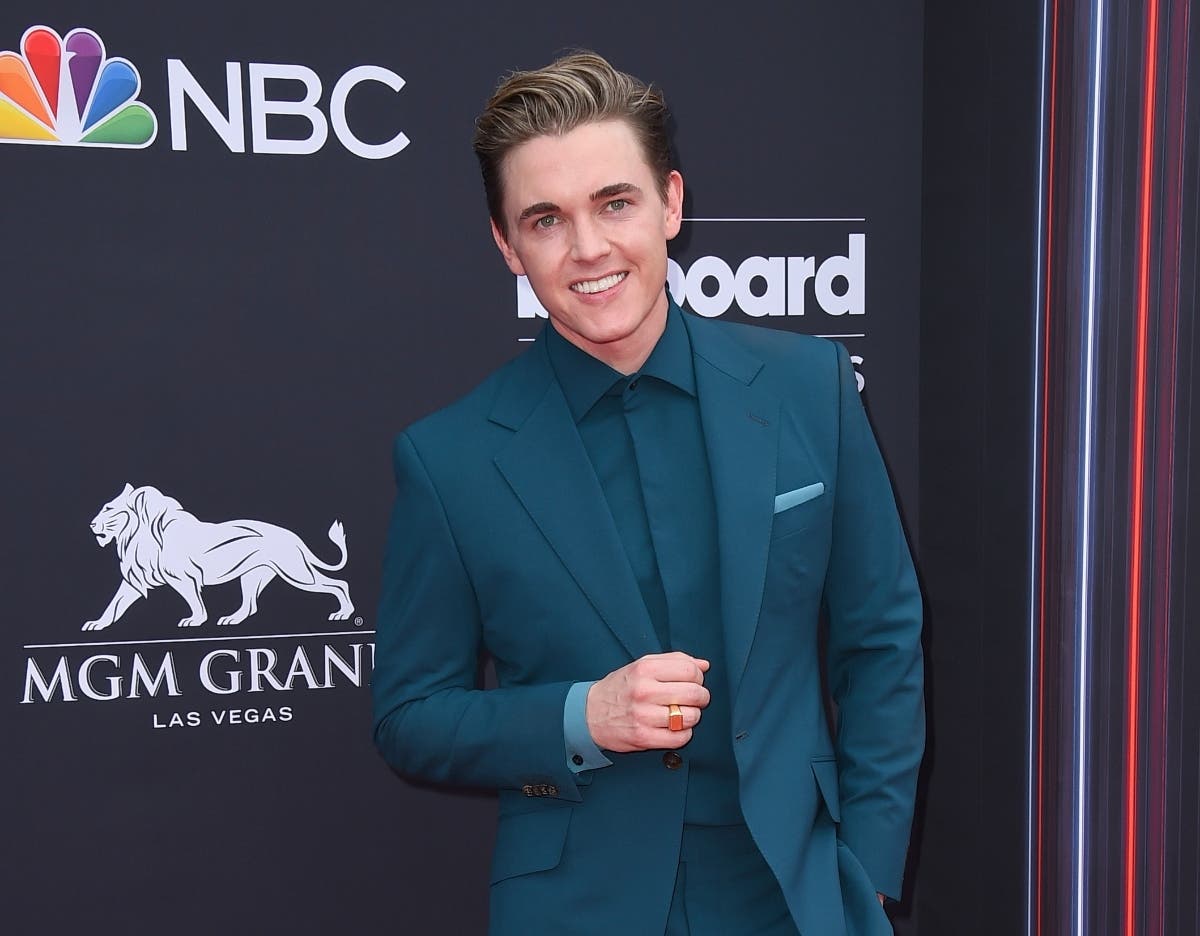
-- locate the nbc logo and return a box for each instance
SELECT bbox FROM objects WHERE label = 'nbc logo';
[0,25,156,148]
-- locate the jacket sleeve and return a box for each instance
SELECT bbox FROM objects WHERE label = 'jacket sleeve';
[822,343,925,898]
[372,431,583,799]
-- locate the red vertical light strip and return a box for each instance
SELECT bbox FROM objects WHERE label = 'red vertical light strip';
[1124,0,1161,933]
[1148,5,1189,933]
[1035,2,1061,932]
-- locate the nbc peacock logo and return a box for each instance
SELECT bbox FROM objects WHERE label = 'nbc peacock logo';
[0,25,156,148]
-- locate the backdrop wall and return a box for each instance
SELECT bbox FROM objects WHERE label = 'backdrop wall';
[3,3,926,933]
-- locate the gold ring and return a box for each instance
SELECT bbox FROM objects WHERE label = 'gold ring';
[668,704,683,732]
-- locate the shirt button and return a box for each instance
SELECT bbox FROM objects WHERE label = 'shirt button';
[662,751,683,770]
[629,378,640,391]
[572,754,585,767]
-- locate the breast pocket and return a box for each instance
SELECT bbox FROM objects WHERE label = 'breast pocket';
[770,490,828,541]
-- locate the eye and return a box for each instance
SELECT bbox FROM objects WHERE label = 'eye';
[535,215,559,229]
[607,198,628,212]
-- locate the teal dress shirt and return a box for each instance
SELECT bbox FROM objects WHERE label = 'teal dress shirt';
[547,302,742,824]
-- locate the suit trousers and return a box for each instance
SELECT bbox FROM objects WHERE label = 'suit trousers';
[663,824,800,936]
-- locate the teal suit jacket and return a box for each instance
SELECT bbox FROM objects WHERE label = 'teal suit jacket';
[373,311,924,936]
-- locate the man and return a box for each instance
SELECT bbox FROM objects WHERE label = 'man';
[373,51,923,936]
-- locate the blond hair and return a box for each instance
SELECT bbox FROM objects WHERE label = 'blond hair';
[473,51,673,233]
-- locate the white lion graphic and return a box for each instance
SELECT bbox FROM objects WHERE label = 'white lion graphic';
[84,483,354,631]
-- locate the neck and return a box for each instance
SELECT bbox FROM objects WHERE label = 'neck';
[553,291,669,375]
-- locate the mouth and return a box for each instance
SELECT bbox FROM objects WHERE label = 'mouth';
[570,271,627,296]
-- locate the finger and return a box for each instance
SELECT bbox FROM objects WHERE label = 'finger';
[657,727,694,749]
[644,658,710,684]
[630,726,694,750]
[641,651,710,673]
[663,704,702,730]
[645,651,707,663]
[634,702,703,730]
[675,705,702,729]
[638,682,711,708]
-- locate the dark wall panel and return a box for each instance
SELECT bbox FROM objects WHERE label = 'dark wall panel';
[1,3,925,933]
[914,1,1040,933]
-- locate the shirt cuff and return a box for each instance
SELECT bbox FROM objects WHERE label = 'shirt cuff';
[563,681,612,773]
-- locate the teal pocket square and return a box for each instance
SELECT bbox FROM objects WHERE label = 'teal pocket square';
[774,482,825,514]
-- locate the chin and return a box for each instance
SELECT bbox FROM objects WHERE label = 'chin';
[578,306,652,337]
[579,321,644,346]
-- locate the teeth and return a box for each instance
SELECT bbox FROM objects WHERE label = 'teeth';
[571,272,627,294]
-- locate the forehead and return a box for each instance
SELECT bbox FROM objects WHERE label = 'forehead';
[500,119,654,209]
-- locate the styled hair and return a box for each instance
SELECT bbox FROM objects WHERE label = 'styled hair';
[473,51,673,234]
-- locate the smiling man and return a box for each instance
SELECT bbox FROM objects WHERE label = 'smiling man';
[373,52,924,936]
[489,119,683,375]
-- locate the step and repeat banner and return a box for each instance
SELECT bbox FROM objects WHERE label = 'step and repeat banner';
[2,3,924,932]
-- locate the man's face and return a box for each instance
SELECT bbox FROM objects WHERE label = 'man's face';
[491,119,684,365]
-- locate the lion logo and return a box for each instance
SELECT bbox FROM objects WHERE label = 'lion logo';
[84,483,354,631]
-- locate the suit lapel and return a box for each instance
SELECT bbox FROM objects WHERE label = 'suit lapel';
[685,315,781,700]
[491,340,661,661]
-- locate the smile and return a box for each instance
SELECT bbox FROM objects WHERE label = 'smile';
[570,272,627,295]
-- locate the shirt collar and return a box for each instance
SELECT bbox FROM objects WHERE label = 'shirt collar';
[545,298,696,423]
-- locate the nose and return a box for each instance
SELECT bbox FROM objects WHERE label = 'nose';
[570,217,610,264]
[90,520,101,533]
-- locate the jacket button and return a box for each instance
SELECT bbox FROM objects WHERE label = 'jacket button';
[662,751,683,770]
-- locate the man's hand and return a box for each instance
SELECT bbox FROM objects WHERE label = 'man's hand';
[585,652,710,752]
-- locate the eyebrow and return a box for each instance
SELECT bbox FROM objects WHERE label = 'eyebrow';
[589,181,641,201]
[516,182,643,223]
[518,201,559,222]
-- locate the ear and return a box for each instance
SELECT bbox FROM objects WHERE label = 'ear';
[122,482,134,495]
[490,218,526,277]
[663,170,685,241]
